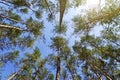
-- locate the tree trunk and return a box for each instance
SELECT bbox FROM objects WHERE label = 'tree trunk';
[59,0,67,30]
[56,56,60,80]
[56,48,61,80]
[67,63,75,80]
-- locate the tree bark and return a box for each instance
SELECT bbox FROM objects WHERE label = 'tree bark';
[56,56,60,80]
[67,63,75,80]
[56,48,61,80]
[59,0,67,31]
[8,68,22,80]
[0,24,29,31]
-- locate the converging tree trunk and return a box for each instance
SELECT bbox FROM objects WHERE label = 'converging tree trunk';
[56,48,61,80]
[56,56,60,80]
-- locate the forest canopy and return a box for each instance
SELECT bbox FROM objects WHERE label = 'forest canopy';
[0,0,120,80]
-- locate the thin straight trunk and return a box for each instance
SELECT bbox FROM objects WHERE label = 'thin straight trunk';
[56,48,61,80]
[59,0,67,31]
[67,63,75,80]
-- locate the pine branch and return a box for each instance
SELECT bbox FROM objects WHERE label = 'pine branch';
[86,60,112,80]
[110,40,120,46]
[1,0,35,13]
[91,66,103,80]
[0,39,33,47]
[8,72,18,80]
[0,14,25,24]
[87,7,120,25]
[96,73,102,80]
[88,41,120,62]
[45,0,52,15]
[0,24,29,31]
[8,68,22,80]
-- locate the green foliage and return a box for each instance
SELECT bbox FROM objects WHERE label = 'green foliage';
[48,74,54,80]
[20,8,28,13]
[72,26,120,79]
[26,17,43,37]
[12,48,53,80]
[46,54,57,68]
[77,47,92,60]
[25,48,40,62]
[27,39,34,47]
[35,11,42,19]
[51,36,66,50]
[0,51,19,66]
[13,0,30,7]
[47,13,55,22]
[54,23,67,34]
[8,29,21,40]
[73,0,83,7]
[61,45,70,54]
[8,11,21,21]
[75,75,81,80]
[9,51,19,61]
[72,16,89,33]
[101,27,120,41]
[82,65,88,74]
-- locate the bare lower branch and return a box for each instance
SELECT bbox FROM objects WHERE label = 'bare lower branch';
[8,72,18,80]
[45,0,52,15]
[8,68,22,80]
[0,24,29,31]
